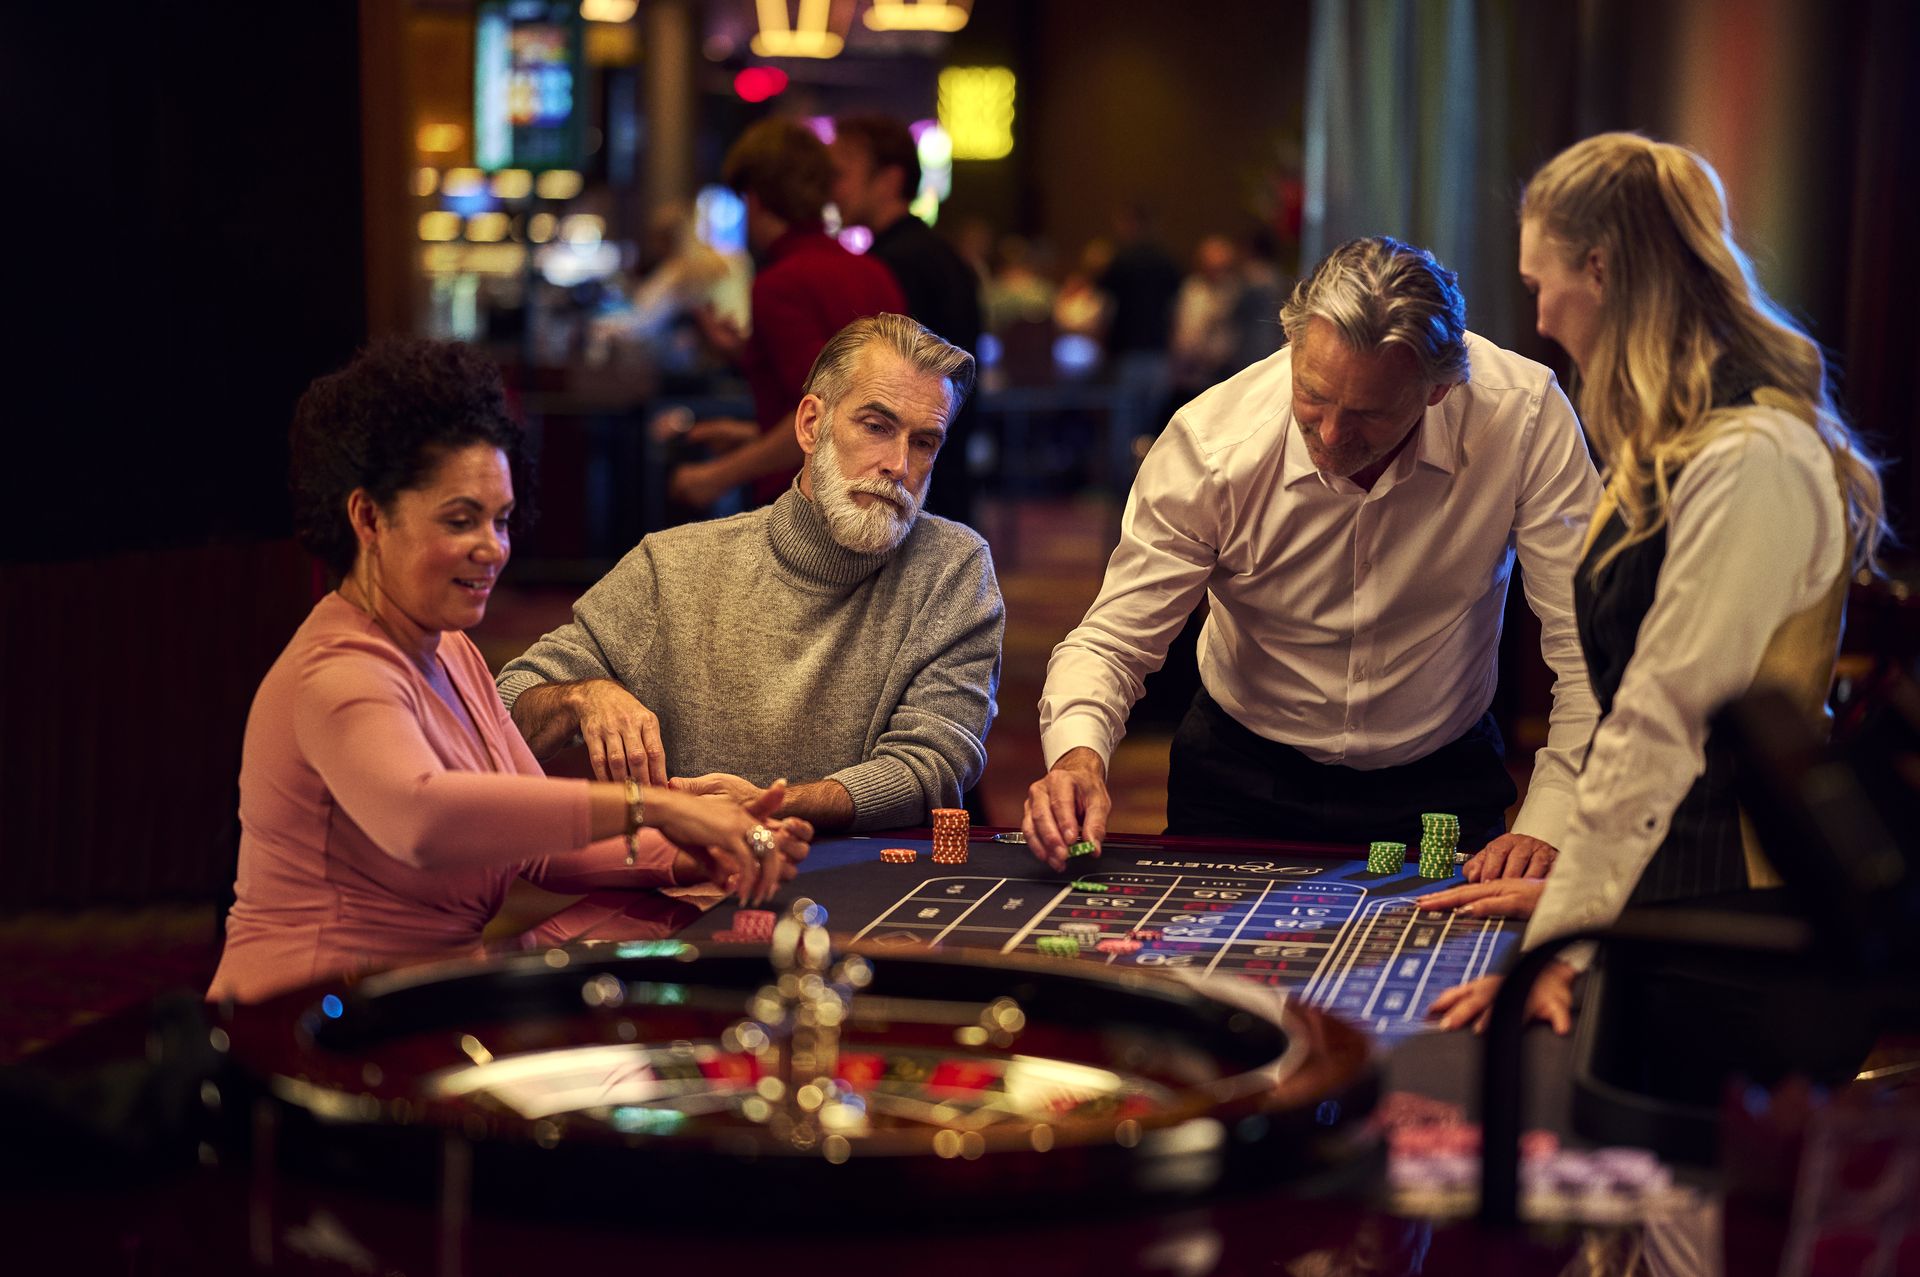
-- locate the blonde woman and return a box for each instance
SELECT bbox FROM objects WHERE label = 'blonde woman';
[1427,133,1887,1062]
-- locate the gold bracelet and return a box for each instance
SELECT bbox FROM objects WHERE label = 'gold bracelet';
[623,780,644,867]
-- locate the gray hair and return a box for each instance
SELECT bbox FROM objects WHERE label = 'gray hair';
[1278,236,1470,384]
[802,313,977,418]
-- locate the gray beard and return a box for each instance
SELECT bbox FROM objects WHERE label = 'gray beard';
[810,428,923,555]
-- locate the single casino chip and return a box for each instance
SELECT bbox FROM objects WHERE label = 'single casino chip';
[879,847,919,864]
[1066,840,1098,858]
[1068,880,1108,892]
[1095,938,1142,955]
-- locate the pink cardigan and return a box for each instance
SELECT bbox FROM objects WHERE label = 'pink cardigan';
[208,593,685,1003]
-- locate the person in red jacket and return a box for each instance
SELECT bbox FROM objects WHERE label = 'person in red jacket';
[670,118,906,510]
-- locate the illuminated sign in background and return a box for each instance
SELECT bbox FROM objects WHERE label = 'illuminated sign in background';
[475,1,583,172]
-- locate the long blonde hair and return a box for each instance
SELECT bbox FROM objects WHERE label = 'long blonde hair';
[1521,132,1886,577]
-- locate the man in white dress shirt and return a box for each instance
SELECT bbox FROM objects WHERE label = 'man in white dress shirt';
[1023,237,1603,872]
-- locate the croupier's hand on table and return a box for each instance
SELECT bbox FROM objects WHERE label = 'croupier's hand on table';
[1416,877,1547,920]
[1426,961,1579,1036]
[1022,747,1111,874]
[1463,832,1557,881]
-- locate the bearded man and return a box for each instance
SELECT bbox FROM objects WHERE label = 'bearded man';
[499,314,1003,832]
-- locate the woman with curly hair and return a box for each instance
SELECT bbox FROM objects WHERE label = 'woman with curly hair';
[1424,134,1887,1069]
[208,338,808,1003]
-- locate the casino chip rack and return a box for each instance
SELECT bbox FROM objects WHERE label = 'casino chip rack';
[213,900,1379,1229]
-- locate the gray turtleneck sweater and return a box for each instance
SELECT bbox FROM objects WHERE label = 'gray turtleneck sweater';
[495,488,1003,831]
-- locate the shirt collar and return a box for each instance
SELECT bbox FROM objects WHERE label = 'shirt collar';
[1278,385,1464,491]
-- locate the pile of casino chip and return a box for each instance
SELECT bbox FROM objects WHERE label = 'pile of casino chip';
[1374,1092,1694,1222]
[707,908,778,945]
[931,807,970,864]
[1367,840,1407,873]
[1418,812,1460,878]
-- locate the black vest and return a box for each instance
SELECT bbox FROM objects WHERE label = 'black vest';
[1573,383,1762,905]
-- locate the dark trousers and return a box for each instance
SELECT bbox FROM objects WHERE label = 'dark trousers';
[1165,689,1517,853]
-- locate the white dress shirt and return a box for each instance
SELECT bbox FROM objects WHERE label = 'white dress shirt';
[1039,333,1603,841]
[1522,407,1849,953]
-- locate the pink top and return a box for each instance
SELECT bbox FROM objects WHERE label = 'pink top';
[209,593,684,1003]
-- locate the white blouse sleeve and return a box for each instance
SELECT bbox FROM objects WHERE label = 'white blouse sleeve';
[1522,412,1845,953]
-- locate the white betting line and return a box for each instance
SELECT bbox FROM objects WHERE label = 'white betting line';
[928,879,1010,945]
[1294,885,1369,1002]
[1203,876,1279,977]
[1311,902,1389,1006]
[1360,903,1423,1021]
[1400,904,1460,1020]
[1000,883,1077,952]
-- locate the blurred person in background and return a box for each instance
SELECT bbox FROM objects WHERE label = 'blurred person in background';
[668,118,903,513]
[1169,233,1247,401]
[1097,203,1182,443]
[830,114,984,524]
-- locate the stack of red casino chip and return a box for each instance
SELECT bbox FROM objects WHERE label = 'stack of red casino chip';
[879,847,918,864]
[930,807,970,865]
[708,908,778,945]
[732,909,777,941]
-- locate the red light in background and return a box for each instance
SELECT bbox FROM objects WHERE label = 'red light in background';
[733,67,789,103]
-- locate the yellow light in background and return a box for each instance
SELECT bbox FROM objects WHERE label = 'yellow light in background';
[418,211,462,242]
[751,0,851,59]
[585,22,641,65]
[528,212,558,243]
[416,123,465,154]
[561,213,606,246]
[421,247,530,280]
[535,169,584,200]
[466,212,510,242]
[414,167,439,198]
[490,168,533,199]
[443,168,485,197]
[580,0,636,19]
[939,67,1015,160]
[865,0,971,32]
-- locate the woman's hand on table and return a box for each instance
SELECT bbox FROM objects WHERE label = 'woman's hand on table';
[656,781,811,906]
[1425,961,1579,1035]
[1415,877,1547,919]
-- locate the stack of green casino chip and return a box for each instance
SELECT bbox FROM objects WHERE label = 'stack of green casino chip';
[1036,936,1080,958]
[1418,813,1460,877]
[1367,841,1407,873]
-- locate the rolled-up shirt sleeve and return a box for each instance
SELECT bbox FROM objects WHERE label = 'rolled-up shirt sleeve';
[1038,416,1223,768]
[1523,418,1844,953]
